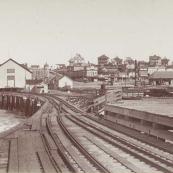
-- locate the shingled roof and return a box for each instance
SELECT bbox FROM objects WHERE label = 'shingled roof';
[150,71,173,79]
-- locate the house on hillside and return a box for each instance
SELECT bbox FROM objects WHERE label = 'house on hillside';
[48,73,73,90]
[101,64,118,75]
[85,65,98,79]
[149,71,173,86]
[0,58,32,89]
[149,55,162,66]
[26,79,48,93]
[29,62,49,81]
[98,55,109,66]
[139,68,149,85]
[148,66,166,75]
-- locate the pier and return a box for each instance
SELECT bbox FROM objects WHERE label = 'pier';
[0,92,173,173]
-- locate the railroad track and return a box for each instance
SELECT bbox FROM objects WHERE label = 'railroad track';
[48,95,173,173]
[39,104,75,173]
[3,94,112,173]
[52,95,173,159]
[64,113,173,173]
[44,96,112,173]
[51,95,173,156]
[3,93,173,173]
[63,116,143,173]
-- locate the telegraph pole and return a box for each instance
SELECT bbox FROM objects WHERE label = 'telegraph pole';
[135,60,137,86]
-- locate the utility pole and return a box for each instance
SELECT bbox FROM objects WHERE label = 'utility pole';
[135,60,137,86]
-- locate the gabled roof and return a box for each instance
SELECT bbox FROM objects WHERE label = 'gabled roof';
[0,58,32,73]
[49,73,63,82]
[150,71,173,79]
[49,73,73,82]
[55,73,64,80]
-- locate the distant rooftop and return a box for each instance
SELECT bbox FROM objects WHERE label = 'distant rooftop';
[98,54,109,60]
[150,71,173,79]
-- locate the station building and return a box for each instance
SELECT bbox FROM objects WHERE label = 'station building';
[0,59,32,89]
[149,71,173,86]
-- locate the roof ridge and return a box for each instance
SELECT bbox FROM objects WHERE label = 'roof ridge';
[0,58,32,73]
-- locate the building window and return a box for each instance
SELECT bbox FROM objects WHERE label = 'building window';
[7,69,15,73]
[7,75,15,80]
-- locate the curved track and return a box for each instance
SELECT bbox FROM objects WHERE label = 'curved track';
[5,93,173,173]
[48,95,173,173]
[43,97,112,173]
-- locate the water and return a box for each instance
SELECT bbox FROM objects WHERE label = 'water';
[0,110,24,133]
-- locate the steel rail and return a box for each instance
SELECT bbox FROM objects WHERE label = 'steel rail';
[65,112,173,173]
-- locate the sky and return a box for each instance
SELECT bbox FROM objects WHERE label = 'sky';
[0,0,173,66]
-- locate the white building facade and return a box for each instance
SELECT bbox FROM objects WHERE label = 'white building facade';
[58,76,73,88]
[49,74,73,89]
[86,65,98,77]
[0,59,32,88]
[30,63,49,80]
[148,66,166,75]
[26,80,48,93]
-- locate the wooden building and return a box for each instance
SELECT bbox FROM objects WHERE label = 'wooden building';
[0,58,32,88]
[149,71,173,86]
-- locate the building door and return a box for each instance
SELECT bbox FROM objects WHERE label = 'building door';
[7,76,15,87]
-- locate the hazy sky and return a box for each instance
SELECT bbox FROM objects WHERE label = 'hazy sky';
[0,0,173,66]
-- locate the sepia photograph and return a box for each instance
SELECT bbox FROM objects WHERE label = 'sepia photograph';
[0,0,173,173]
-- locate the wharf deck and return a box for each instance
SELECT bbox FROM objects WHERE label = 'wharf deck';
[0,99,60,173]
[7,131,58,173]
[105,98,173,128]
[104,97,173,150]
[110,97,173,118]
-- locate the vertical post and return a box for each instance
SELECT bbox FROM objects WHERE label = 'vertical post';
[9,96,13,110]
[12,96,15,110]
[25,97,30,117]
[135,59,138,86]
[1,94,4,109]
[0,94,2,109]
[16,97,19,111]
[23,96,27,116]
[31,98,35,115]
[7,95,10,110]
[34,98,38,113]
[20,97,24,114]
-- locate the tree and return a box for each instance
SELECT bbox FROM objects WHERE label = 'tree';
[161,57,169,66]
[111,56,123,66]
[124,57,134,65]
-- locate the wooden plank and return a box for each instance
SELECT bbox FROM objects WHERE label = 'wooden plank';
[37,151,57,173]
[18,132,42,173]
[0,140,9,173]
[8,138,18,173]
[43,133,57,150]
[32,132,58,173]
[31,118,40,131]
[50,151,69,173]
